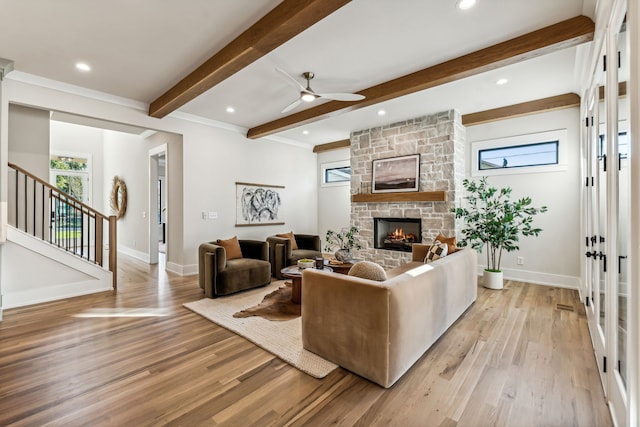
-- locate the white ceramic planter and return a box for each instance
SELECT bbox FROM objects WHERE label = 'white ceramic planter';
[483,270,504,289]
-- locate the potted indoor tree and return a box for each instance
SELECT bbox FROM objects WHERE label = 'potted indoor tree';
[452,177,547,289]
[325,226,361,261]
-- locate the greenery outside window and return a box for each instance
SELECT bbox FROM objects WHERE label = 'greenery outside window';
[50,154,91,203]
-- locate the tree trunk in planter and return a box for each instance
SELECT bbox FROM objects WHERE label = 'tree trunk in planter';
[483,270,503,290]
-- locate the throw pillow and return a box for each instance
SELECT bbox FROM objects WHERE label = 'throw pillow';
[348,261,387,281]
[276,231,299,250]
[216,236,243,260]
[424,240,448,263]
[435,233,458,254]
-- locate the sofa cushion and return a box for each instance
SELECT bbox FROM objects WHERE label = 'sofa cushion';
[217,236,243,260]
[276,231,298,250]
[289,249,322,265]
[424,240,448,263]
[435,233,457,254]
[217,258,271,295]
[348,261,387,281]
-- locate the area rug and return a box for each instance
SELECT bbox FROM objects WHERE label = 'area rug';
[233,283,300,321]
[183,281,338,378]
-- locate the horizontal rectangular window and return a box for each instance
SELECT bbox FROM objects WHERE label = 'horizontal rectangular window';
[478,141,559,170]
[324,166,351,183]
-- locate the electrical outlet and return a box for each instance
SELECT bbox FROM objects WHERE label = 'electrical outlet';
[208,211,218,220]
[517,256,524,265]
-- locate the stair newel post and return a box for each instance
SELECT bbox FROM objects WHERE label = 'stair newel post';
[109,215,117,290]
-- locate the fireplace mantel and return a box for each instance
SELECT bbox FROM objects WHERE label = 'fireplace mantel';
[351,191,446,203]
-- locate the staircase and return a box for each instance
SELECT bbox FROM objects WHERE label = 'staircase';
[4,162,117,308]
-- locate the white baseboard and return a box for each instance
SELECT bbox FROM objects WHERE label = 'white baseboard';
[166,262,197,276]
[3,280,113,309]
[477,265,580,289]
[117,245,150,263]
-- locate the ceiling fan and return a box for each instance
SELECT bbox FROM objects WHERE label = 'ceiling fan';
[276,67,365,113]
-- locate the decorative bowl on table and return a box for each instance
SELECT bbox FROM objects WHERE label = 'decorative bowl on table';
[297,258,315,269]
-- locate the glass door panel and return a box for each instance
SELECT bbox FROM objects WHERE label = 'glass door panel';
[597,52,607,338]
[616,18,629,388]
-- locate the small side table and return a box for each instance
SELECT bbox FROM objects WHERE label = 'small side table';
[281,266,333,304]
[325,258,363,275]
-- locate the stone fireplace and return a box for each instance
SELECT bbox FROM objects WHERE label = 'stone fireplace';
[350,110,466,269]
[374,217,421,252]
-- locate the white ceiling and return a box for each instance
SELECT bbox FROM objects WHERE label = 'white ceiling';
[0,0,596,146]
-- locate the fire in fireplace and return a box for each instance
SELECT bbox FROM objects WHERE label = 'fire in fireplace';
[374,218,421,252]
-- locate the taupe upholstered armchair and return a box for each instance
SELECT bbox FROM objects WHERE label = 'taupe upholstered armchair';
[198,239,271,298]
[267,233,322,279]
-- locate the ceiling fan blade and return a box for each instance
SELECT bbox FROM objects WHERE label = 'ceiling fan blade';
[317,92,365,101]
[281,99,303,113]
[275,67,305,91]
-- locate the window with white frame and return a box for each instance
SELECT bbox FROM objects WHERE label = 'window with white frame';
[471,129,568,176]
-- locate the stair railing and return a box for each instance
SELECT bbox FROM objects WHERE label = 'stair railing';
[8,162,117,289]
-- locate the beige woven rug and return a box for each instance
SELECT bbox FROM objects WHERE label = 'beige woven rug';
[183,281,338,378]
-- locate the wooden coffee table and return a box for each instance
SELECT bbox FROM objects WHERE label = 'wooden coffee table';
[325,258,362,275]
[280,266,333,304]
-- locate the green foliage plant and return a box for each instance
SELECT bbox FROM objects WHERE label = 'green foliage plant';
[324,226,362,252]
[452,177,548,272]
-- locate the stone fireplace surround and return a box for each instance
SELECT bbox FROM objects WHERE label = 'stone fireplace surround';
[350,109,466,269]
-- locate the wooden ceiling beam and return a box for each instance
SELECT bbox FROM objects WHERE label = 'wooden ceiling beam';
[148,0,351,118]
[247,15,594,139]
[313,139,350,153]
[462,93,581,126]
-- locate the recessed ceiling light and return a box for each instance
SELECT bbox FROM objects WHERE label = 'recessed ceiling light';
[225,106,235,113]
[302,130,309,135]
[456,0,477,10]
[496,78,509,85]
[377,110,386,116]
[75,62,91,72]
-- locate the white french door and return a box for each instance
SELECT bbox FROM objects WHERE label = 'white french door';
[583,4,630,423]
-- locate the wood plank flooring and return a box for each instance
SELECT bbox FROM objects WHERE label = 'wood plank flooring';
[0,255,612,426]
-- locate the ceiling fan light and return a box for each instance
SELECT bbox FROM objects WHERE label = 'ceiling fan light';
[301,93,316,102]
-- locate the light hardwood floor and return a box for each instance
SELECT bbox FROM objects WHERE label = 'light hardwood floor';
[0,255,612,426]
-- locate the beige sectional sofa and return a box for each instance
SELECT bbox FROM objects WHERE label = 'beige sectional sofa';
[301,246,478,388]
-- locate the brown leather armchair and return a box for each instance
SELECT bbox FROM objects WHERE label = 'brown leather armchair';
[267,234,322,279]
[198,239,271,298]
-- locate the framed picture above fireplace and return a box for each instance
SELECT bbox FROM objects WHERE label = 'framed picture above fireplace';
[372,154,420,193]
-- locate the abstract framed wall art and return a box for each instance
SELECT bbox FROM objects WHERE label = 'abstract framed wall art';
[372,154,420,193]
[235,182,285,226]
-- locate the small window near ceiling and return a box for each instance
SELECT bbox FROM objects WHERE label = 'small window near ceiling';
[471,129,567,176]
[321,160,351,186]
[325,166,351,183]
[478,141,559,170]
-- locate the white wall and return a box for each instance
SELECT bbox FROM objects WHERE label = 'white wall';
[8,104,49,178]
[50,120,105,211]
[103,130,151,259]
[466,107,582,288]
[317,147,351,252]
[0,79,318,277]
[182,129,317,271]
